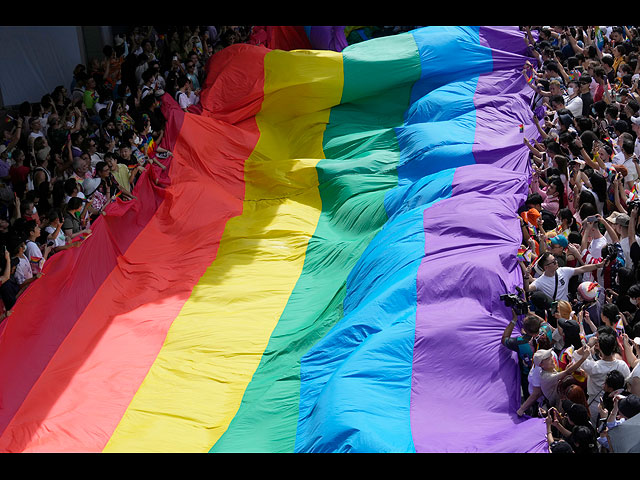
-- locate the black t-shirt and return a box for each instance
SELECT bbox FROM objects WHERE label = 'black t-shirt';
[0,276,20,310]
[581,92,594,117]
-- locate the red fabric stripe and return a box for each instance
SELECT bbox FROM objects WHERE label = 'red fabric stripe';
[0,46,266,452]
[0,168,167,439]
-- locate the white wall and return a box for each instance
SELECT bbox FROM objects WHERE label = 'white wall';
[0,26,84,107]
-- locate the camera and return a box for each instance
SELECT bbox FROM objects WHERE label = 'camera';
[601,244,618,264]
[628,200,640,214]
[501,292,529,315]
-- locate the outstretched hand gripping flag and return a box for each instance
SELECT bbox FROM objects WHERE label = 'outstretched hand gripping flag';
[0,26,547,453]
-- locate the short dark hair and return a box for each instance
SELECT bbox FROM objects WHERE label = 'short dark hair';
[523,314,543,335]
[545,61,560,74]
[95,161,107,174]
[601,303,620,325]
[24,219,38,236]
[46,209,61,223]
[627,283,640,298]
[578,202,597,220]
[605,369,626,390]
[598,333,617,357]
[177,75,189,89]
[538,251,555,268]
[526,193,543,206]
[67,196,84,211]
[623,138,636,155]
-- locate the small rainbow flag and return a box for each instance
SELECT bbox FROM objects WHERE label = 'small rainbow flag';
[517,246,527,262]
[560,345,574,365]
[616,318,625,335]
[525,70,534,84]
[567,70,581,82]
[70,231,92,243]
[141,134,156,157]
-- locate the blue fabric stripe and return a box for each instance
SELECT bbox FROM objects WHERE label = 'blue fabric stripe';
[295,27,495,452]
[394,26,494,185]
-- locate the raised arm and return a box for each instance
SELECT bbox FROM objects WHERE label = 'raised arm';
[598,214,619,243]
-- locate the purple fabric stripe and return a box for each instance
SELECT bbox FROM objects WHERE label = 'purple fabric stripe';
[410,27,548,453]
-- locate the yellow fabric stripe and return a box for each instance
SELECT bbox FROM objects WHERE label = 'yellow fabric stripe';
[103,49,344,453]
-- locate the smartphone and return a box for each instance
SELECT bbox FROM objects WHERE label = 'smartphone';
[585,215,598,223]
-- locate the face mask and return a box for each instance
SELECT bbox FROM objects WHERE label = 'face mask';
[134,135,141,145]
[631,298,638,306]
[567,87,574,95]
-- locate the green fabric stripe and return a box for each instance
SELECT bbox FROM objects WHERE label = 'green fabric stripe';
[210,34,421,453]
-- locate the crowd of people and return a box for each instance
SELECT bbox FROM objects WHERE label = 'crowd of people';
[502,26,640,453]
[4,25,638,453]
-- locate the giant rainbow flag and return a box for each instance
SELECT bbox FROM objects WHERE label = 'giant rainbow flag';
[0,26,548,453]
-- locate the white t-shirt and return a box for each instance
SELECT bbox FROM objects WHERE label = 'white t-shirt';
[565,95,583,118]
[582,236,607,283]
[14,255,32,285]
[25,240,43,275]
[573,353,630,401]
[530,267,575,301]
[621,155,639,184]
[45,225,66,247]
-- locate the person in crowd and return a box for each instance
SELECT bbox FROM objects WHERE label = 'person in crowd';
[529,251,605,302]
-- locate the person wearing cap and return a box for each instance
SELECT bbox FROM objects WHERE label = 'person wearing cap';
[549,234,569,266]
[529,251,605,302]
[537,343,591,408]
